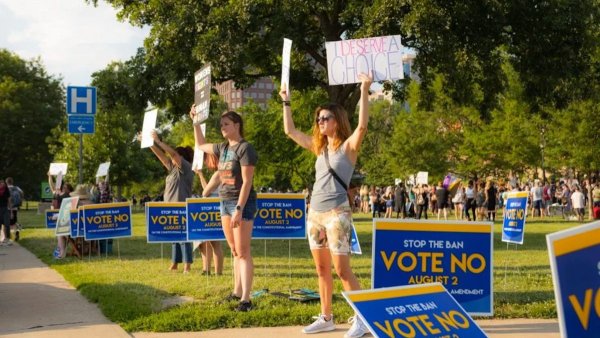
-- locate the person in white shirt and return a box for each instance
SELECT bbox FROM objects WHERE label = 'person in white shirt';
[570,186,585,222]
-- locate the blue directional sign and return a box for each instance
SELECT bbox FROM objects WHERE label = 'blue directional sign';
[66,86,97,115]
[68,115,95,134]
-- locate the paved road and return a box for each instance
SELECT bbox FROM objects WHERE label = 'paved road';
[0,241,560,337]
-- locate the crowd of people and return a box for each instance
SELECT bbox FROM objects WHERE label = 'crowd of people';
[354,178,600,222]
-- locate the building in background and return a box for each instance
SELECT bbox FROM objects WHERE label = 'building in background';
[215,77,275,110]
[368,52,417,103]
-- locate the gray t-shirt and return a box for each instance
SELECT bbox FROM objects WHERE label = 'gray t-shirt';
[311,146,353,212]
[213,140,258,201]
[163,159,194,203]
[531,186,543,201]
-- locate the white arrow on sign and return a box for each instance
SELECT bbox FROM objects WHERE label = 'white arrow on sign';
[78,125,85,133]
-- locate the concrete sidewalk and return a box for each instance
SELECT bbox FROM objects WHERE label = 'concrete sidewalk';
[132,318,560,338]
[0,241,560,338]
[0,242,130,337]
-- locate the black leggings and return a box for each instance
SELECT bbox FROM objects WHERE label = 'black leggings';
[416,204,428,219]
[465,199,476,220]
[372,203,381,218]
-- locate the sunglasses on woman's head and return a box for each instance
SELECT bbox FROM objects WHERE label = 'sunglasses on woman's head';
[316,115,334,123]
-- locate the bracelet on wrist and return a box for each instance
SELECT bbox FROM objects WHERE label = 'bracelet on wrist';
[283,101,291,106]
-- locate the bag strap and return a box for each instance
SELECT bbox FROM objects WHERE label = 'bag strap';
[323,150,348,192]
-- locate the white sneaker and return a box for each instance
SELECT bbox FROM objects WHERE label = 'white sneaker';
[1,239,12,246]
[345,315,368,338]
[302,314,335,334]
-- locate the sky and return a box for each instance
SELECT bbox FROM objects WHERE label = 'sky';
[0,0,149,86]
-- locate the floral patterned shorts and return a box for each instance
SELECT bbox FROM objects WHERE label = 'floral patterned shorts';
[307,202,353,255]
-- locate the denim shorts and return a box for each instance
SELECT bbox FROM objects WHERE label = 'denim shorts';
[220,197,257,220]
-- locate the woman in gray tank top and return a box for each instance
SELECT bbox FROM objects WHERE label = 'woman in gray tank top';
[279,72,372,338]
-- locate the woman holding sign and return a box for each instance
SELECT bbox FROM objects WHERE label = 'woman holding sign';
[48,174,73,258]
[191,108,258,313]
[147,131,195,273]
[279,72,372,338]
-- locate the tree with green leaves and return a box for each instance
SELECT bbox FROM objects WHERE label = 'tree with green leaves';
[88,0,408,114]
[458,62,541,179]
[385,77,478,184]
[357,99,399,186]
[0,49,64,199]
[90,0,600,121]
[546,100,600,180]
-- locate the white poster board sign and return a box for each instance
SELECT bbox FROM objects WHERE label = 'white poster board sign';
[55,172,63,191]
[281,38,292,93]
[326,35,403,85]
[141,109,158,148]
[96,162,111,177]
[49,163,68,176]
[192,124,207,171]
[416,171,429,185]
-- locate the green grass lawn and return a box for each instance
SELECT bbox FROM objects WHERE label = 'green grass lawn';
[15,208,577,332]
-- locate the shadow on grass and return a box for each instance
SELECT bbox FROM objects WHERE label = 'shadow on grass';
[495,290,555,304]
[494,265,551,273]
[78,282,170,324]
[493,231,553,250]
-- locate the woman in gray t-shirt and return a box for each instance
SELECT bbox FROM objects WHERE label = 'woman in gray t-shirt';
[191,109,258,313]
[148,130,195,273]
[279,72,373,337]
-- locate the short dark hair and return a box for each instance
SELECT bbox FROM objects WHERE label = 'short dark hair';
[6,177,13,185]
[175,146,194,163]
[64,183,74,193]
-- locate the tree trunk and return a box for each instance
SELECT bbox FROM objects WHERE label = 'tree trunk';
[327,83,361,118]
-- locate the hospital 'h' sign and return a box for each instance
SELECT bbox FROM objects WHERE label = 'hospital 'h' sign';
[67,86,96,134]
[67,86,97,115]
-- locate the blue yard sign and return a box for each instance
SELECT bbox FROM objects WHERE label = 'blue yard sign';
[186,197,224,241]
[146,202,188,243]
[69,210,80,238]
[343,283,488,338]
[502,191,529,244]
[547,221,600,338]
[45,210,59,229]
[253,193,306,239]
[350,224,362,254]
[83,202,132,240]
[372,220,494,316]
[78,207,85,237]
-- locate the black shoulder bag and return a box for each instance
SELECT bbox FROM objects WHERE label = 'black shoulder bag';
[323,150,353,205]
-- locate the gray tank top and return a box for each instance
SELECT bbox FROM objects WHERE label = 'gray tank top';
[311,146,354,212]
